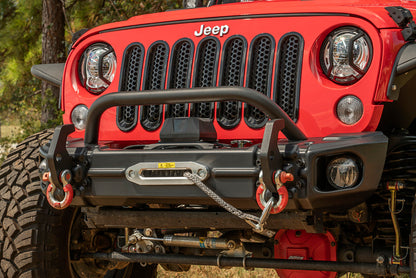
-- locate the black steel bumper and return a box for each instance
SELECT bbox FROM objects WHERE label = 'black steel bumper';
[45,87,388,211]
[66,132,386,211]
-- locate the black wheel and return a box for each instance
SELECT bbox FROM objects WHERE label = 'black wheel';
[0,129,157,277]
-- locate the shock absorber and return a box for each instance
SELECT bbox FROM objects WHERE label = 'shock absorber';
[124,230,237,253]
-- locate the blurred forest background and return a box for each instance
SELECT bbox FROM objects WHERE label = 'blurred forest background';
[0,0,181,150]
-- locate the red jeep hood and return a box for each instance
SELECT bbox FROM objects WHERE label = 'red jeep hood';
[74,0,414,47]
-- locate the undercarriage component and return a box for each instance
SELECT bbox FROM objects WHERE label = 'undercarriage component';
[163,235,236,250]
[387,181,407,263]
[274,230,337,278]
[83,252,410,276]
[82,208,316,232]
[338,246,393,265]
[125,230,237,252]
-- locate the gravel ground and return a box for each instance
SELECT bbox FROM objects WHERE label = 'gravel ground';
[0,143,17,160]
[157,265,278,278]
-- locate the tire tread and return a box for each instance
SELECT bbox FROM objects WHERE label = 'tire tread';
[0,129,63,278]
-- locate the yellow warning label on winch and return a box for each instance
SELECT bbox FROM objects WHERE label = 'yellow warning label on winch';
[158,162,176,168]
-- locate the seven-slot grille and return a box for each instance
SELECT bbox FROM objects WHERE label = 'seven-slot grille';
[118,33,303,132]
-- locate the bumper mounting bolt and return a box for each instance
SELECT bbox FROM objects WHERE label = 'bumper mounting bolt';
[197,168,207,179]
[376,256,385,264]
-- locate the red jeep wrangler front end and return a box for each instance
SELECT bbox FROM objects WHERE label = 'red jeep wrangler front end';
[4,0,416,277]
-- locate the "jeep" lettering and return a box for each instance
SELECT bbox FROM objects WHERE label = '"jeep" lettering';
[194,24,229,37]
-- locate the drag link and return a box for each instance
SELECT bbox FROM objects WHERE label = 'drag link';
[83,252,410,275]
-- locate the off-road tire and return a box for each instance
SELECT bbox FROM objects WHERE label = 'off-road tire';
[411,194,416,278]
[0,129,157,277]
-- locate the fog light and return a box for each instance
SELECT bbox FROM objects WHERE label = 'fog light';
[326,157,359,188]
[71,105,88,130]
[337,95,363,125]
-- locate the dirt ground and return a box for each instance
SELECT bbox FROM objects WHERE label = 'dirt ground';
[157,265,278,278]
[156,265,366,277]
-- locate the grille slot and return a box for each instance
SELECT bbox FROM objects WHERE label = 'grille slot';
[217,37,246,129]
[118,32,302,133]
[141,42,169,131]
[275,34,303,121]
[117,44,144,131]
[245,35,275,129]
[191,38,220,119]
[166,40,194,118]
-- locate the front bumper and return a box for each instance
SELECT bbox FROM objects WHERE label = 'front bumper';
[68,132,386,211]
[44,87,388,211]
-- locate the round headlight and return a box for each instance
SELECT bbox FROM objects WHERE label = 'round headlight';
[327,157,359,189]
[79,43,116,94]
[337,95,363,125]
[71,105,89,130]
[321,27,372,85]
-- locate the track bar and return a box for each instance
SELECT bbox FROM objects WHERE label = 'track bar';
[84,252,409,276]
[84,87,307,144]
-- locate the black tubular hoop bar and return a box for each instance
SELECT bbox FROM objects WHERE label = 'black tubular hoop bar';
[84,252,409,276]
[84,87,307,145]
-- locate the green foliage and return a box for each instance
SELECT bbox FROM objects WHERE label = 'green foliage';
[67,0,181,31]
[0,0,43,141]
[0,0,181,145]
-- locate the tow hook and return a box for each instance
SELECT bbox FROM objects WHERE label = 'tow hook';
[44,169,74,210]
[256,170,292,214]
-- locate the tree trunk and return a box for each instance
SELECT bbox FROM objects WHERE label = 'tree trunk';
[41,0,65,124]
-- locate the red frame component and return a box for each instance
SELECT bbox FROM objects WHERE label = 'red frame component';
[274,230,337,278]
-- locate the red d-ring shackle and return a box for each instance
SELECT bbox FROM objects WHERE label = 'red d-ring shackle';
[256,171,292,214]
[43,170,74,210]
[256,184,288,214]
[46,183,74,210]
